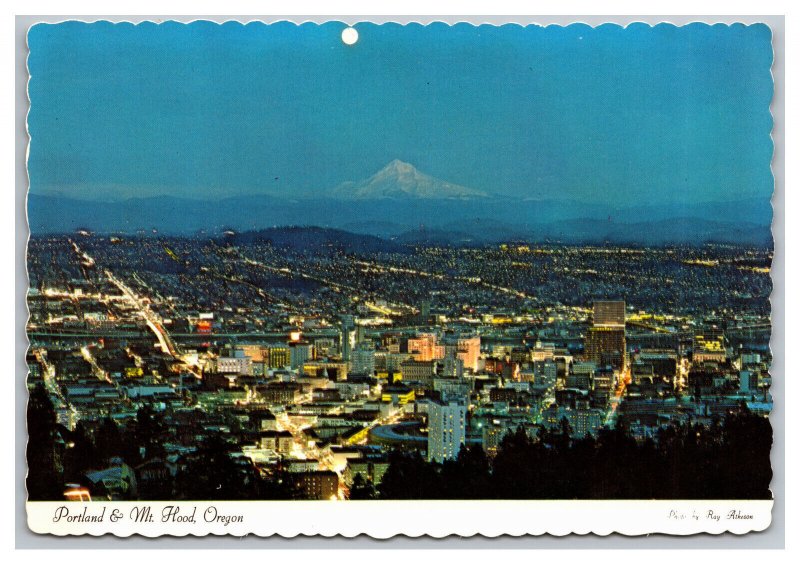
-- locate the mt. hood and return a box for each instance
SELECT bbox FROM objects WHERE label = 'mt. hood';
[330,160,489,200]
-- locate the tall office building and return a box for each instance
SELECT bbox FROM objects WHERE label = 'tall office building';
[408,333,445,362]
[400,359,436,384]
[349,341,376,377]
[693,328,726,364]
[585,300,626,370]
[340,315,355,362]
[482,422,507,458]
[592,300,626,327]
[216,348,253,376]
[533,359,558,387]
[289,341,314,370]
[427,398,467,463]
[455,335,481,372]
[265,346,291,369]
[585,328,626,370]
[441,353,464,379]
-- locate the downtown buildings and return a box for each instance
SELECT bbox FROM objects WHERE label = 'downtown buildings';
[584,300,627,371]
[427,398,467,463]
[25,234,773,500]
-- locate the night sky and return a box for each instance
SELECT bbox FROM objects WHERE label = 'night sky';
[27,21,774,204]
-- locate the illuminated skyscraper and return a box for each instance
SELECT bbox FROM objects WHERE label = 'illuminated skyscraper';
[442,353,464,379]
[692,328,726,364]
[340,315,355,362]
[585,328,626,370]
[289,341,314,369]
[349,341,376,376]
[482,422,506,458]
[427,398,466,463]
[265,346,291,369]
[593,300,626,328]
[585,300,626,370]
[455,335,481,372]
[408,333,445,362]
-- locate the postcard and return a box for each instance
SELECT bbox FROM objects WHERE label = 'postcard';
[24,18,775,538]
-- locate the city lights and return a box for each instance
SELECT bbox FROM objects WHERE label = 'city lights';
[26,232,772,502]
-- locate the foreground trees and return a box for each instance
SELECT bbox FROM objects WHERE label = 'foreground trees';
[26,385,771,501]
[379,412,772,500]
[26,388,296,501]
[27,384,63,500]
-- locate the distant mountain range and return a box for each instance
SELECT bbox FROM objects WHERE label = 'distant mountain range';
[27,160,773,247]
[331,160,489,200]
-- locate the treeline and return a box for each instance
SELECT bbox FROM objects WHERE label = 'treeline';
[28,383,772,501]
[26,384,295,501]
[368,413,772,500]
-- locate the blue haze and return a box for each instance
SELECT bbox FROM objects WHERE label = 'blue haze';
[26,22,774,243]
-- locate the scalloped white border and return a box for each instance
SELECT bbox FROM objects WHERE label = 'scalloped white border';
[23,17,777,540]
[28,500,773,538]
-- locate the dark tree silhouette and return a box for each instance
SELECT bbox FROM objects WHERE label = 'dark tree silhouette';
[718,411,773,499]
[378,450,442,499]
[27,384,63,500]
[61,420,97,482]
[134,404,167,462]
[174,434,259,500]
[348,473,377,500]
[378,412,772,501]
[440,444,492,499]
[255,465,296,500]
[94,417,123,464]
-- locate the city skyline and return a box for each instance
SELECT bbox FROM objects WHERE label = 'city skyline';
[25,20,774,510]
[26,232,774,503]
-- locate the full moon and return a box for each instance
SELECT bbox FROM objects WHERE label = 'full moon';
[341,27,359,46]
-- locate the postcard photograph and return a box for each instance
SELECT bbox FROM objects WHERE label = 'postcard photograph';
[24,19,775,537]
